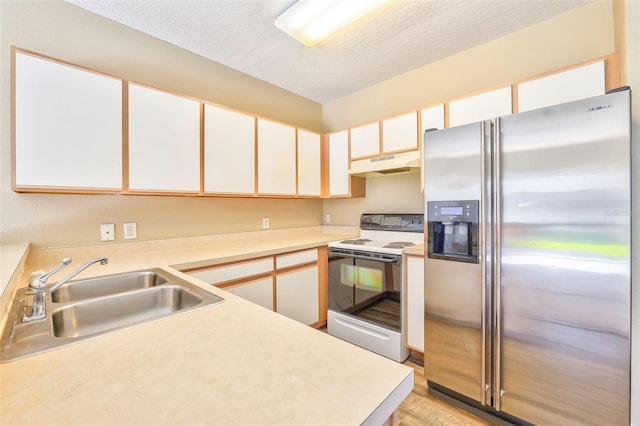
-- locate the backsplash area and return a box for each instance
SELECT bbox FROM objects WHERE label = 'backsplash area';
[323,172,423,226]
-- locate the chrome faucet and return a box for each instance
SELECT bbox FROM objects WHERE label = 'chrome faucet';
[22,256,108,323]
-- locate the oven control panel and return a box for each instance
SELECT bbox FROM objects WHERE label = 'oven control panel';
[360,213,424,232]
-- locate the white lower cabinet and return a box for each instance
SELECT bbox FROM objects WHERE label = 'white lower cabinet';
[230,277,274,311]
[276,266,319,326]
[406,255,424,352]
[184,248,321,326]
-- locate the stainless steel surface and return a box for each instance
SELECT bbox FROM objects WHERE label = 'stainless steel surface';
[1,268,224,362]
[43,257,109,297]
[424,90,631,425]
[51,285,201,338]
[424,122,484,402]
[496,91,631,425]
[479,120,488,406]
[23,257,108,323]
[51,270,168,303]
[31,257,72,289]
[492,117,502,412]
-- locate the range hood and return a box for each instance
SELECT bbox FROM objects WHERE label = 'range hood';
[348,151,421,177]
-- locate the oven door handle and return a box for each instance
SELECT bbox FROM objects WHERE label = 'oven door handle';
[330,252,400,263]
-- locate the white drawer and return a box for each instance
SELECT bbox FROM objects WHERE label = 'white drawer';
[189,257,273,284]
[276,249,318,269]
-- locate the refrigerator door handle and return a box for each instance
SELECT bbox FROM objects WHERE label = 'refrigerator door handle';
[493,117,503,411]
[480,120,488,406]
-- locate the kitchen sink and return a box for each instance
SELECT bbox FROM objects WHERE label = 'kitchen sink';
[52,285,202,338]
[51,270,169,303]
[0,268,223,362]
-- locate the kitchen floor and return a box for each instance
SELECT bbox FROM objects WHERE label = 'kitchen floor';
[319,326,501,425]
[399,358,498,425]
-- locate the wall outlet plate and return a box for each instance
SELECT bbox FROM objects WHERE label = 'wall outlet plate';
[325,213,331,223]
[262,217,270,229]
[100,223,115,241]
[123,222,137,239]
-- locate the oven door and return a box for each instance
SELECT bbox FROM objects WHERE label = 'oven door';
[328,248,403,332]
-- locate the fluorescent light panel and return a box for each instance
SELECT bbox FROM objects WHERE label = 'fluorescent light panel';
[275,0,389,47]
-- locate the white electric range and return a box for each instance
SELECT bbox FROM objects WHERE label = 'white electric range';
[327,213,424,362]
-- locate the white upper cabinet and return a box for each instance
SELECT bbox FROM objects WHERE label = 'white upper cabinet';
[517,61,605,113]
[421,103,445,133]
[297,129,321,197]
[350,122,380,159]
[257,118,297,196]
[449,87,512,127]
[203,104,255,195]
[128,83,200,193]
[14,51,122,191]
[382,112,418,153]
[328,130,349,197]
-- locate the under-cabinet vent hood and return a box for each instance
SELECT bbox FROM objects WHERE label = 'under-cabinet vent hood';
[348,151,421,177]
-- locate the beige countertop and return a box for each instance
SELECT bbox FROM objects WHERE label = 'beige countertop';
[404,244,425,256]
[0,227,414,425]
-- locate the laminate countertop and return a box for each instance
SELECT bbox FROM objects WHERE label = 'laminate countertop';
[0,227,414,426]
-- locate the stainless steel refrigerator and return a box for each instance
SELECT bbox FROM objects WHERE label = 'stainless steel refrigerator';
[423,89,631,425]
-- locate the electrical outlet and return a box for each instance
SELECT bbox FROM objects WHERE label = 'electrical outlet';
[325,213,331,224]
[262,217,270,229]
[100,223,115,241]
[123,222,137,240]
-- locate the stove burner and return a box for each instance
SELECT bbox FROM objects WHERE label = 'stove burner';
[383,241,416,249]
[340,238,372,245]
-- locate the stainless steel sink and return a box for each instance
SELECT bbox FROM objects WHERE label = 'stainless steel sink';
[51,270,169,303]
[0,268,223,362]
[52,285,202,338]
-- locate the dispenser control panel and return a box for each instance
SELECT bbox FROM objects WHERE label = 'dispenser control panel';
[427,200,479,223]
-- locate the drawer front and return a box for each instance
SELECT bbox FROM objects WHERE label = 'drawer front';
[189,258,273,284]
[276,249,318,269]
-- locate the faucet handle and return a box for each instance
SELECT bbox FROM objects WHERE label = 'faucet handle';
[31,257,72,290]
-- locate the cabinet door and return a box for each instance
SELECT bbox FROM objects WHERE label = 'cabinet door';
[517,61,605,113]
[297,129,321,197]
[328,130,349,196]
[187,257,273,285]
[407,255,424,352]
[276,266,319,325]
[421,104,445,133]
[128,83,200,192]
[382,112,418,153]
[231,277,274,311]
[257,118,296,195]
[14,51,122,191]
[350,122,380,159]
[449,87,512,127]
[204,104,255,194]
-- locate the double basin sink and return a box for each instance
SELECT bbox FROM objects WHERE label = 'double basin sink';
[1,268,224,362]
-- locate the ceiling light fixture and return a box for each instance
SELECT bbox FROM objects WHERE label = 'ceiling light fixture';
[275,0,389,47]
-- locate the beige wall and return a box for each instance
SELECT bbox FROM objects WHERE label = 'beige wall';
[321,0,617,225]
[0,1,323,248]
[322,0,616,132]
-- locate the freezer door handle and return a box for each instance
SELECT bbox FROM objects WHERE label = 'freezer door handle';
[480,120,488,406]
[493,117,503,411]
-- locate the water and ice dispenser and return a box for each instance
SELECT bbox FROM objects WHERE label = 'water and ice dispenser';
[427,200,479,263]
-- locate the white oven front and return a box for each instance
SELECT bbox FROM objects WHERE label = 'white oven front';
[327,247,409,362]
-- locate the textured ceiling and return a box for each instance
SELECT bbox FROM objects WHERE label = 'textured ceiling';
[67,0,591,104]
